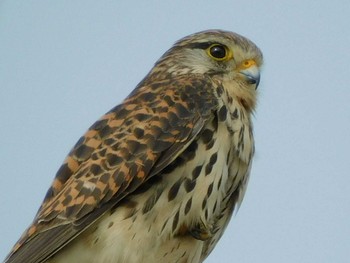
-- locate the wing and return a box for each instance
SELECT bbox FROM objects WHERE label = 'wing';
[5,75,218,263]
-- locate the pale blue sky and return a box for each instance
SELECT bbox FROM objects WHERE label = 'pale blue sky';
[1,1,350,262]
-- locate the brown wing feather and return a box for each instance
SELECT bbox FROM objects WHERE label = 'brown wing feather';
[5,75,217,263]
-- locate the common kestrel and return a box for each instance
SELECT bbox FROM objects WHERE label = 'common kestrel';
[4,30,263,263]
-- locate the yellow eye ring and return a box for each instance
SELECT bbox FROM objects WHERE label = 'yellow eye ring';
[207,44,232,61]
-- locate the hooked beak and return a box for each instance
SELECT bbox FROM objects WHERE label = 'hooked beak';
[238,62,260,89]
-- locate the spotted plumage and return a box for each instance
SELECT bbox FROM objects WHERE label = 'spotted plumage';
[4,29,263,263]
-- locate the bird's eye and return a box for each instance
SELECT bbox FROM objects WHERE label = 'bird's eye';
[207,44,231,61]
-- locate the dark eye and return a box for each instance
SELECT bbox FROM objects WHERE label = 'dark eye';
[207,44,231,61]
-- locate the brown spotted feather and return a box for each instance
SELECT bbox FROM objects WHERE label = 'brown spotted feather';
[6,75,217,263]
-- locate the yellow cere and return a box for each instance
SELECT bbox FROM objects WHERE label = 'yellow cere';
[242,59,256,68]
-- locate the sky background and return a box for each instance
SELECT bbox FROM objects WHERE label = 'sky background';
[1,1,349,262]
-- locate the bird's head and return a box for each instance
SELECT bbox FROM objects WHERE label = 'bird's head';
[151,30,263,91]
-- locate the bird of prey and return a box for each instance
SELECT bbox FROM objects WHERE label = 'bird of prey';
[4,30,263,263]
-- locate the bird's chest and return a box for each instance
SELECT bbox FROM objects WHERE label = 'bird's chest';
[188,103,254,223]
[142,101,255,246]
[63,104,254,263]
